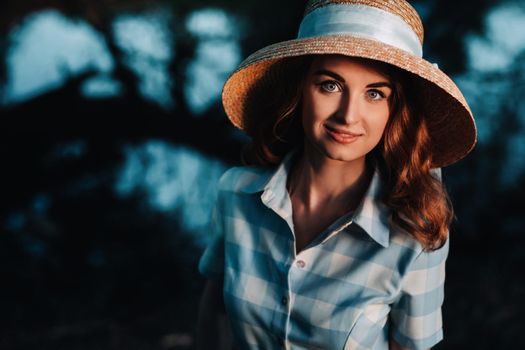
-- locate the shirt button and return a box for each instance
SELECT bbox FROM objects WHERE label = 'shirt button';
[296,260,306,268]
[281,296,288,305]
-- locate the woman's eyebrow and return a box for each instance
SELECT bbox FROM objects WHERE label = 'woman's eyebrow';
[314,69,391,89]
[366,82,392,89]
[313,69,346,82]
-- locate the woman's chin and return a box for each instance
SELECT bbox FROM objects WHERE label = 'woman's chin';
[307,142,367,164]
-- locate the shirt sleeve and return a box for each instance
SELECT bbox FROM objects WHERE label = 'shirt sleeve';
[198,196,225,280]
[389,236,449,349]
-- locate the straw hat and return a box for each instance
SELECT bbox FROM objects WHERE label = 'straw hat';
[221,0,477,167]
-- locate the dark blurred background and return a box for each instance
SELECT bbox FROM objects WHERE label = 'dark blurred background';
[0,0,524,349]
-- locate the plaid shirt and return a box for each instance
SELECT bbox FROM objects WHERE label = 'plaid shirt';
[199,152,448,350]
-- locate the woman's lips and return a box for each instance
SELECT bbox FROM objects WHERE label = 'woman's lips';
[324,125,363,144]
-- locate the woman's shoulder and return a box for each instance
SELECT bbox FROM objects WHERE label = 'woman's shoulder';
[389,223,450,267]
[217,164,275,194]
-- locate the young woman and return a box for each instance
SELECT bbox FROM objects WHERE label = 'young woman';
[197,1,477,349]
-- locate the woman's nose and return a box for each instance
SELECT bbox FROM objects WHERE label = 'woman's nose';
[336,93,361,124]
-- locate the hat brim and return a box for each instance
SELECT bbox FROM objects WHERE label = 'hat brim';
[222,35,477,168]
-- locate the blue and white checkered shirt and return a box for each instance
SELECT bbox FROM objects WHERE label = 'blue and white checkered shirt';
[199,151,448,350]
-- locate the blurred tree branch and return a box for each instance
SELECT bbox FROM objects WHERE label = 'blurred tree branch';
[411,0,495,73]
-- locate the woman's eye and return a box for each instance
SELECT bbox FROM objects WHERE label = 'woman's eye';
[366,90,385,101]
[320,81,340,93]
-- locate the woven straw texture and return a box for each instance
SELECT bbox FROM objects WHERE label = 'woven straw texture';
[221,0,476,168]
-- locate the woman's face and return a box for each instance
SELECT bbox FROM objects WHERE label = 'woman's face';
[301,55,392,164]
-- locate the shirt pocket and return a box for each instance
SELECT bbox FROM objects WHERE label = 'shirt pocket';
[290,306,364,350]
[343,303,391,350]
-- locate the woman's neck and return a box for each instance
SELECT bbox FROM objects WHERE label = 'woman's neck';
[288,147,373,214]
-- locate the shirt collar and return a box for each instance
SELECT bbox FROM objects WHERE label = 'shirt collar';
[350,166,391,247]
[238,151,391,248]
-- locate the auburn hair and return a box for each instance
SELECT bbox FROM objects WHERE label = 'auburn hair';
[242,55,453,251]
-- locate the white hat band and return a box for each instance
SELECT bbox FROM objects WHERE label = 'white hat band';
[298,4,423,57]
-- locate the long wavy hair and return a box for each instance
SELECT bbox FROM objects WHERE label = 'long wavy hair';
[242,55,453,251]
